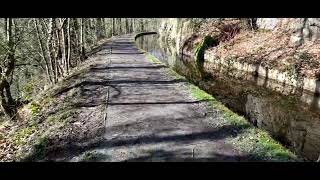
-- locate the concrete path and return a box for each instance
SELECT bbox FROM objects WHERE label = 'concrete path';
[69,34,245,162]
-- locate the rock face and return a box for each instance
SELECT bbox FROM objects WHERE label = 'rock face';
[244,93,320,161]
[159,18,320,52]
[158,18,197,54]
[158,18,320,93]
[257,18,320,46]
[204,50,320,94]
[257,18,280,30]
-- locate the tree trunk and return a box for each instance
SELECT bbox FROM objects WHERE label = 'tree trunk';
[79,18,85,61]
[47,18,58,83]
[0,18,16,119]
[125,18,129,34]
[58,18,66,76]
[103,18,107,37]
[112,18,115,36]
[96,18,104,41]
[140,19,144,32]
[73,18,81,66]
[34,18,53,84]
[133,18,135,32]
[0,79,16,118]
[66,18,71,74]
[119,18,122,34]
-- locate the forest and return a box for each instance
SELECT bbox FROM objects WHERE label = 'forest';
[0,18,158,119]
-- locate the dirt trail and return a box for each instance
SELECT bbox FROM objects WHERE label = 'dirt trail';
[57,34,257,162]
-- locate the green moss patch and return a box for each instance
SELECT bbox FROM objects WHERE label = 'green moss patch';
[29,101,41,116]
[140,50,187,82]
[186,82,297,161]
[188,84,214,101]
[80,151,95,161]
[145,53,163,64]
[194,35,218,63]
[165,68,185,80]
[12,126,37,146]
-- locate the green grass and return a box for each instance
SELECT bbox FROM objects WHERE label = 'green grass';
[186,82,297,161]
[188,84,214,101]
[136,47,163,65]
[12,126,37,146]
[80,151,95,161]
[165,68,185,80]
[29,101,41,116]
[145,53,162,64]
[255,131,294,160]
[139,47,187,81]
[47,108,77,124]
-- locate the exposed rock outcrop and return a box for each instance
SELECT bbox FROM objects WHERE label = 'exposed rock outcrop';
[256,18,320,46]
[158,18,320,94]
[158,18,197,55]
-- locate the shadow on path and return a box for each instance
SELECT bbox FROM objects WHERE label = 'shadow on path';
[23,122,251,161]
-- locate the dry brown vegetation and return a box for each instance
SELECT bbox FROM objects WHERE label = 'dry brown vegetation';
[207,27,320,79]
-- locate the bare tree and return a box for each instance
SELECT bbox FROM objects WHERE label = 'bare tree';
[0,18,17,118]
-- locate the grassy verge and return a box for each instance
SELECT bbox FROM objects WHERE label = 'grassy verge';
[139,44,298,161]
[187,84,297,161]
[145,53,163,65]
[0,49,102,162]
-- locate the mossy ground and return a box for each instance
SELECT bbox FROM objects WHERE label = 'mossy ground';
[187,83,297,161]
[145,53,163,65]
[0,55,100,162]
[141,46,297,161]
[137,46,186,81]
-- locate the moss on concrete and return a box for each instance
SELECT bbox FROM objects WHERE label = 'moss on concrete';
[186,83,297,161]
[194,35,218,63]
[145,53,163,64]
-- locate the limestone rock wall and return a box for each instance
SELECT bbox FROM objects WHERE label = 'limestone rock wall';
[158,18,197,54]
[257,18,320,46]
[158,18,320,93]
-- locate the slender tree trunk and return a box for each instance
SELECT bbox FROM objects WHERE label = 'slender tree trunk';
[73,18,81,66]
[54,26,64,78]
[133,18,135,32]
[140,19,144,32]
[104,18,108,37]
[96,18,105,41]
[66,18,71,74]
[58,18,66,75]
[4,18,7,40]
[79,18,85,61]
[130,18,133,33]
[53,22,60,80]
[125,18,129,34]
[47,18,58,83]
[34,18,53,84]
[119,18,122,34]
[112,18,115,36]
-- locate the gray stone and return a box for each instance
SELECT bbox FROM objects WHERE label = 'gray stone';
[257,18,279,30]
[289,34,303,47]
